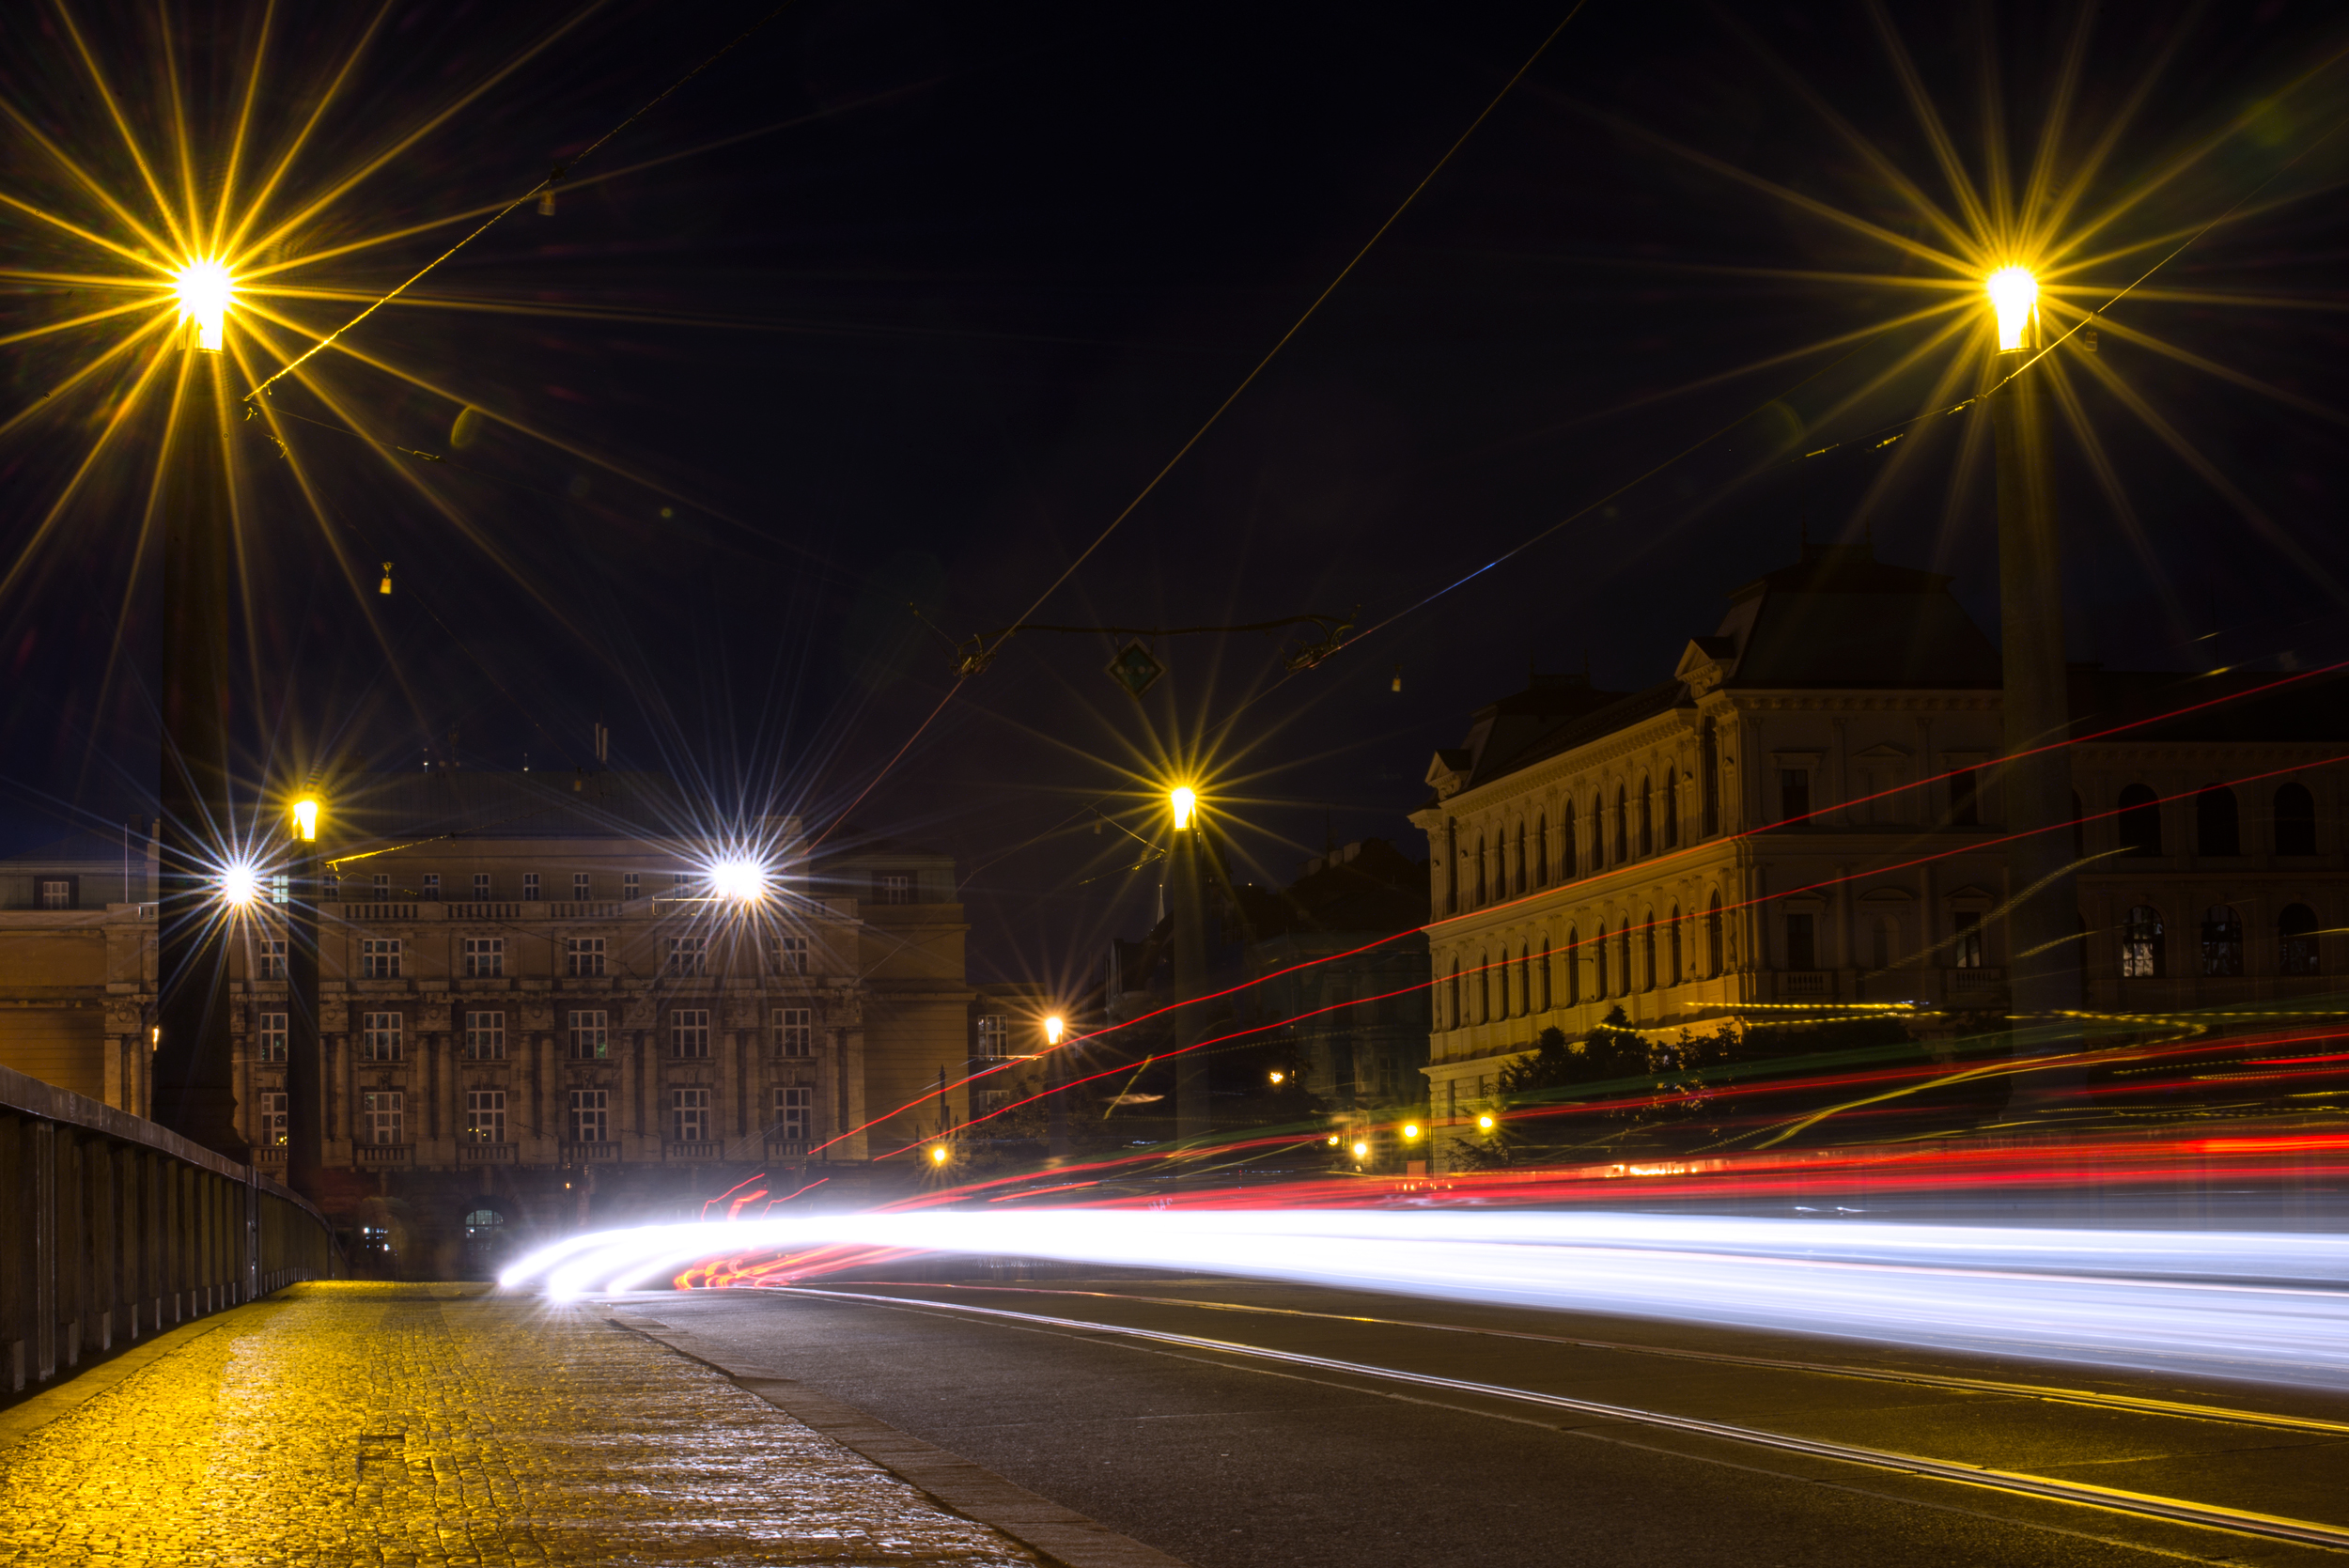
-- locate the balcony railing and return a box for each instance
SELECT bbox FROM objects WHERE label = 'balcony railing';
[665,1140,726,1161]
[560,1141,620,1162]
[459,1141,515,1162]
[352,1143,412,1164]
[1778,970,1833,999]
[765,1139,810,1157]
[343,903,416,922]
[447,902,523,920]
[1948,967,2007,993]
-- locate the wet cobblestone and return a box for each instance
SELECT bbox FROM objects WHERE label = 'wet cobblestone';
[0,1282,1039,1567]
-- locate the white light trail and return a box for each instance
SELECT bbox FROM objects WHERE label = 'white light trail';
[503,1209,2349,1389]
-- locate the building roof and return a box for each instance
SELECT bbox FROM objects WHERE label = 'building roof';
[1714,541,2000,689]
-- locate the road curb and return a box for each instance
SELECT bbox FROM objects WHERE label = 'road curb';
[602,1307,1190,1568]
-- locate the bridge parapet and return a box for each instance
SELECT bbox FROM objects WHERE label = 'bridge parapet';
[0,1060,341,1401]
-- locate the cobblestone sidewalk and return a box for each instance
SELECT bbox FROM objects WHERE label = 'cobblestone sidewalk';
[0,1281,1040,1567]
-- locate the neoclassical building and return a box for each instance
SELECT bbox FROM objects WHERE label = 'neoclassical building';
[1409,541,2346,1163]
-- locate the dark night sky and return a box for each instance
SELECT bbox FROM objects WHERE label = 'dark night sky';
[2,0,2344,993]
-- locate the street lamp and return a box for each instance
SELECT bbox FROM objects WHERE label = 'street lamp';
[285,792,325,1195]
[219,862,260,906]
[709,857,767,902]
[1476,1112,1496,1132]
[1984,263,2081,1099]
[1166,784,1209,1149]
[929,1143,950,1167]
[173,259,233,352]
[1044,1016,1065,1047]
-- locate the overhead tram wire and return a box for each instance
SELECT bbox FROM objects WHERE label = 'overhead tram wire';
[241,0,806,405]
[805,1,1595,854]
[814,660,2349,1158]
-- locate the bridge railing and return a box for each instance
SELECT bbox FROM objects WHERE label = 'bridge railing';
[0,1062,341,1399]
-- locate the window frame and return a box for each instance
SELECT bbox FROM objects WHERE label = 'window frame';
[361,1090,404,1145]
[670,1086,711,1143]
[463,1010,507,1061]
[360,938,402,980]
[465,1088,507,1144]
[257,1010,288,1063]
[775,1006,814,1057]
[361,1010,404,1062]
[566,1008,610,1060]
[566,936,607,977]
[567,1088,609,1143]
[462,936,505,979]
[670,1007,711,1059]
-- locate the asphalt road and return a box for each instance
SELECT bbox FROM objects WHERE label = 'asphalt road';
[622,1271,2349,1568]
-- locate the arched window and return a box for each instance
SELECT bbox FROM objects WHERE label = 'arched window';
[1699,720,1720,838]
[1518,943,1532,1014]
[2201,905,2244,976]
[1564,928,1580,1006]
[2197,786,2241,857]
[1534,815,1549,886]
[2276,784,2317,856]
[1591,924,1607,999]
[2118,784,2161,856]
[1478,952,1491,1021]
[1667,904,1682,985]
[1592,796,1607,868]
[1706,893,1723,978]
[2280,904,2321,975]
[1638,777,1654,858]
[1663,767,1680,849]
[1445,820,1459,913]
[1618,924,1633,995]
[1449,960,1462,1028]
[1560,800,1577,880]
[1614,786,1629,863]
[1538,938,1552,1009]
[2121,906,2164,978]
[1641,913,1657,991]
[1475,836,1489,906]
[1515,824,1528,897]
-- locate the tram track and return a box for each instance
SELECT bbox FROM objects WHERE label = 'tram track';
[789,1282,2349,1555]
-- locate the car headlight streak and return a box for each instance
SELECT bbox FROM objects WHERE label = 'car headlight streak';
[502,1210,2349,1389]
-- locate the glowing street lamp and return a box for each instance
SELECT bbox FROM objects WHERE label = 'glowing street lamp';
[1401,1123,1422,1141]
[709,858,767,902]
[1167,782,1207,1148]
[219,862,259,906]
[1169,785,1197,831]
[173,259,234,352]
[1044,1016,1065,1047]
[1476,1112,1497,1133]
[1350,1140,1370,1160]
[1986,265,2038,354]
[928,1143,950,1167]
[291,797,320,842]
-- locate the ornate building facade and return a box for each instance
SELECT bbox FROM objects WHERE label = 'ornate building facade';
[1410,541,2347,1168]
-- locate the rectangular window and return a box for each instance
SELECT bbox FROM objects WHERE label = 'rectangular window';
[257,1090,288,1147]
[361,1012,404,1062]
[975,1015,1009,1056]
[671,1008,710,1058]
[37,877,71,910]
[567,1009,609,1060]
[464,1088,506,1144]
[361,1091,404,1145]
[258,939,287,981]
[1950,768,1980,827]
[671,1087,710,1142]
[775,935,809,974]
[1952,911,1984,969]
[566,937,606,977]
[568,1088,609,1143]
[473,872,491,901]
[321,874,339,903]
[360,938,401,979]
[775,1085,813,1142]
[464,1010,506,1061]
[422,873,440,902]
[878,872,912,906]
[1784,913,1817,971]
[666,936,707,976]
[774,1007,813,1057]
[573,872,591,901]
[623,872,641,901]
[257,1011,288,1063]
[372,873,389,898]
[672,872,691,895]
[463,937,505,978]
[1779,769,1811,826]
[522,872,540,901]
[270,874,290,906]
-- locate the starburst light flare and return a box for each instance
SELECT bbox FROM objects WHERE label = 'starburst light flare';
[173,260,234,351]
[1986,265,2038,353]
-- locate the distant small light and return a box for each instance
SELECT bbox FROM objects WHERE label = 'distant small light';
[929,1144,950,1166]
[220,862,260,906]
[1351,1141,1370,1160]
[1476,1112,1497,1132]
[1325,1134,1340,1146]
[1268,1070,1284,1085]
[1401,1123,1421,1141]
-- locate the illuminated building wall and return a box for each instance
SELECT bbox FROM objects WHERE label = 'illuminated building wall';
[1409,541,2346,1169]
[0,828,158,1111]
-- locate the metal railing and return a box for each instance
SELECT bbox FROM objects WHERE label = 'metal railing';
[0,1062,340,1402]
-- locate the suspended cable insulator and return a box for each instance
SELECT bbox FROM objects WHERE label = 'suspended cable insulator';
[1392,665,1403,693]
[379,562,394,596]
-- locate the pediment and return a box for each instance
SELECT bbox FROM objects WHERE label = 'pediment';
[1858,886,1916,903]
[1852,742,1911,761]
[1941,883,1996,902]
[1425,749,1471,801]
[1675,636,1738,694]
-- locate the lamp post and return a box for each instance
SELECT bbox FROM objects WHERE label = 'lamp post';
[1985,267,2083,1093]
[286,796,325,1196]
[151,271,247,1159]
[1043,1014,1069,1162]
[1167,786,1208,1148]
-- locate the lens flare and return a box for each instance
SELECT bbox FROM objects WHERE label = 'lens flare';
[1986,265,2037,352]
[291,798,319,842]
[1170,786,1196,831]
[708,857,766,901]
[219,862,260,905]
[173,259,233,351]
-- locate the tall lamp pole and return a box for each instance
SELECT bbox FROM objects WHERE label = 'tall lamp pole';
[286,796,325,1195]
[1986,268,2083,1093]
[152,273,248,1159]
[1167,786,1208,1148]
